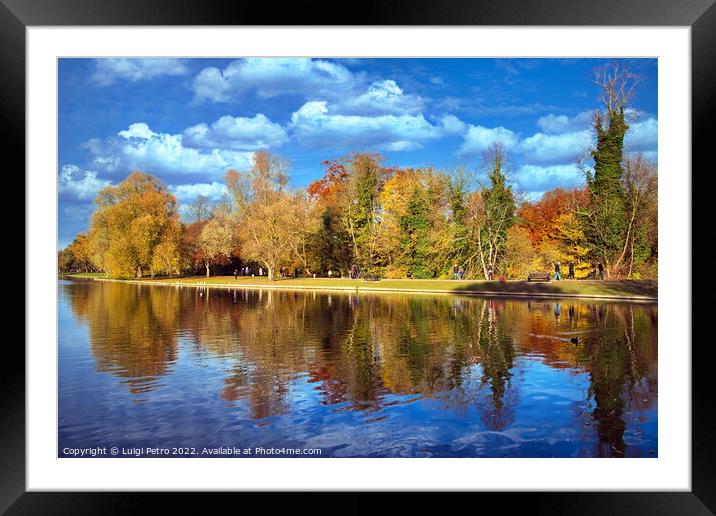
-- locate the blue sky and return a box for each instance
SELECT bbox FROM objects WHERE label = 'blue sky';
[58,57,658,248]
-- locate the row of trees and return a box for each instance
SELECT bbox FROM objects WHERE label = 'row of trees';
[59,65,657,281]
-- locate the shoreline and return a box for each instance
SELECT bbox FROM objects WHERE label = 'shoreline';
[60,275,658,302]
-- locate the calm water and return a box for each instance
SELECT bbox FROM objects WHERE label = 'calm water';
[58,279,657,458]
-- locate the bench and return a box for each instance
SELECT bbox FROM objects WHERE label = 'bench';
[527,271,551,282]
[363,275,381,282]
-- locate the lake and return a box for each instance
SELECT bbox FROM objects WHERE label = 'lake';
[58,279,657,458]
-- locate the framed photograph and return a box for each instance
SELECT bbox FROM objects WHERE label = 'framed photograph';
[9,0,710,511]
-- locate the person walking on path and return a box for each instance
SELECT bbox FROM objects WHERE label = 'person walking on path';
[554,261,561,280]
[453,264,460,280]
[597,262,605,280]
[568,261,575,280]
[487,264,494,281]
[259,267,263,276]
[459,267,465,280]
[234,269,238,280]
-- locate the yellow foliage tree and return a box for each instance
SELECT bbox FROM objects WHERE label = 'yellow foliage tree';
[502,226,538,280]
[553,212,592,278]
[88,172,182,278]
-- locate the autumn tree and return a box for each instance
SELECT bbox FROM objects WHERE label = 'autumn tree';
[198,218,234,277]
[225,150,294,280]
[66,232,93,272]
[517,188,589,247]
[87,172,182,278]
[502,226,537,280]
[378,168,451,278]
[307,153,395,275]
[285,191,321,276]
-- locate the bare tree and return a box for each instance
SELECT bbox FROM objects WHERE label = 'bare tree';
[187,195,212,223]
[593,62,642,115]
[614,155,658,276]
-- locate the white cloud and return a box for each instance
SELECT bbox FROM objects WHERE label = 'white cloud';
[515,164,585,193]
[289,101,461,152]
[58,164,111,200]
[91,58,189,86]
[536,111,593,134]
[84,123,255,179]
[183,114,288,151]
[118,122,157,140]
[517,130,593,164]
[438,114,467,135]
[458,125,519,158]
[333,80,424,116]
[170,182,229,203]
[192,58,355,103]
[625,117,658,153]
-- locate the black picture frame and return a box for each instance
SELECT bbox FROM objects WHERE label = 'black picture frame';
[6,0,711,512]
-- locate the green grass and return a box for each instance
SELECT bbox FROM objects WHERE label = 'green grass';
[59,272,107,278]
[111,275,658,299]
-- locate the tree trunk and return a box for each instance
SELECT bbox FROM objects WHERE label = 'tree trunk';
[136,267,142,279]
[205,262,210,277]
[267,266,274,281]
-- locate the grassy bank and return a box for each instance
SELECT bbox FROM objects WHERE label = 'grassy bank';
[63,273,657,300]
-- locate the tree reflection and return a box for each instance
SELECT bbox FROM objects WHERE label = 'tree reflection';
[66,280,657,456]
[68,281,180,395]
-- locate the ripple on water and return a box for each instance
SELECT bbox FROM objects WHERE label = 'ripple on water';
[58,280,658,458]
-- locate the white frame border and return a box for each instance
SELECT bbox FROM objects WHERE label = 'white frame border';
[27,26,689,491]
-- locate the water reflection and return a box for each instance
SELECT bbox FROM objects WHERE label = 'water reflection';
[60,280,657,458]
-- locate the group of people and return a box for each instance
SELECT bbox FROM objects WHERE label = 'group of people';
[230,261,608,281]
[585,262,605,280]
[233,266,303,279]
[233,266,266,279]
[553,261,605,280]
[553,261,574,280]
[234,266,254,278]
[451,260,607,281]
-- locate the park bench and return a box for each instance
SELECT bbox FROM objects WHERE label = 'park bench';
[363,275,381,282]
[527,271,551,282]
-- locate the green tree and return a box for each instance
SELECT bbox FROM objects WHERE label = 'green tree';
[476,143,516,278]
[582,63,641,278]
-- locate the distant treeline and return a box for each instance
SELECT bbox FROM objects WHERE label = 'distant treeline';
[59,65,657,281]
